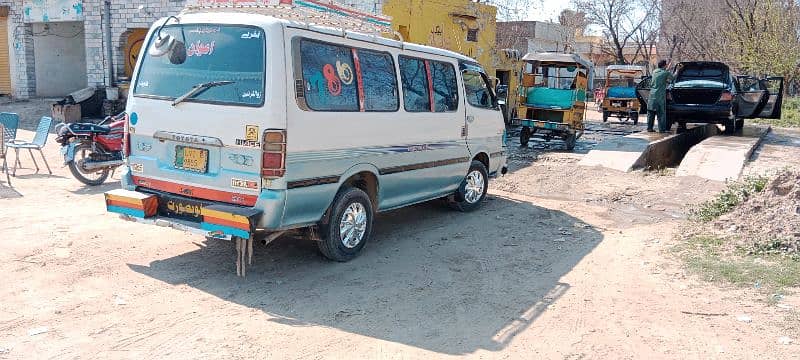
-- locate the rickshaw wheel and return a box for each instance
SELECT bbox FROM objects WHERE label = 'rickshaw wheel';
[564,133,577,151]
[602,111,610,122]
[631,111,640,125]
[520,126,532,147]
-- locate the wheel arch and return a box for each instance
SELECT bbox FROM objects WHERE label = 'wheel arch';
[473,151,490,171]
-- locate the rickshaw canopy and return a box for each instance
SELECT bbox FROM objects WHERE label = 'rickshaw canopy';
[605,65,646,77]
[521,52,593,70]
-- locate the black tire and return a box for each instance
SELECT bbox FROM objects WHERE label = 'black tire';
[448,160,489,212]
[723,117,736,135]
[602,110,610,122]
[735,118,744,132]
[520,126,531,147]
[564,133,577,151]
[631,112,640,125]
[67,144,110,186]
[317,187,374,262]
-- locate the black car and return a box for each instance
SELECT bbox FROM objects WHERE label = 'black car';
[637,62,783,134]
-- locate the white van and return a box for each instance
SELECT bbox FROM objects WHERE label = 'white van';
[110,6,507,263]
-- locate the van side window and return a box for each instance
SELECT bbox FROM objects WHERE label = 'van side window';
[358,50,399,111]
[430,61,458,112]
[399,56,431,112]
[463,69,494,109]
[300,40,359,111]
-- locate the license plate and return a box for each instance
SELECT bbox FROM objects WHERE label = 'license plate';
[175,146,209,173]
[612,102,622,107]
[157,193,210,221]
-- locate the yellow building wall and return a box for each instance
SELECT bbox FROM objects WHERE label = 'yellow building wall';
[383,0,497,74]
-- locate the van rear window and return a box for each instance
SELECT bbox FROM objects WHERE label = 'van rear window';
[134,25,265,106]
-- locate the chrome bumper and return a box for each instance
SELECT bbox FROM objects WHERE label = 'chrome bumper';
[118,214,233,241]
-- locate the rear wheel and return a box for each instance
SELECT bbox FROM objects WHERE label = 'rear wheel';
[448,160,489,212]
[735,118,744,132]
[520,126,531,147]
[602,111,610,122]
[723,117,737,135]
[68,144,110,186]
[631,111,640,125]
[317,187,374,262]
[564,133,577,151]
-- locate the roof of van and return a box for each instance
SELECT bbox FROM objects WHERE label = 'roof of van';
[179,1,475,63]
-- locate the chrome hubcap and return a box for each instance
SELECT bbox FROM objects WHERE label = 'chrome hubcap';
[339,203,367,248]
[464,170,485,204]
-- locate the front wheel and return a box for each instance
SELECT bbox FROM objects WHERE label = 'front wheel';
[448,160,489,212]
[602,110,610,122]
[67,144,110,186]
[317,187,374,262]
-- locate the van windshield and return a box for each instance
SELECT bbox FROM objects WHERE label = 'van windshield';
[134,24,265,106]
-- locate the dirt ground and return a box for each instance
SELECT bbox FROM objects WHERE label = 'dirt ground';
[1,102,799,359]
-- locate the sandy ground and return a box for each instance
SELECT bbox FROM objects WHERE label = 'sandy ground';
[1,105,799,359]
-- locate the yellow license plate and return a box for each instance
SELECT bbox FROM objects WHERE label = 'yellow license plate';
[175,146,209,173]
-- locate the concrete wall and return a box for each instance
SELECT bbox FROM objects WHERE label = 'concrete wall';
[383,0,497,73]
[32,21,87,97]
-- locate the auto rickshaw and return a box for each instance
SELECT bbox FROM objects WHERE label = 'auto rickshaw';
[601,65,647,124]
[513,53,593,151]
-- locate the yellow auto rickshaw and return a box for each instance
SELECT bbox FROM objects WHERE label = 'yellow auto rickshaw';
[513,53,593,151]
[601,65,647,124]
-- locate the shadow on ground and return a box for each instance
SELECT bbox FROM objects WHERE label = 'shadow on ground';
[129,195,603,355]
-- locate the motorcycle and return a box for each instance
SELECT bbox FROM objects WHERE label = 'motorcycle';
[55,113,126,186]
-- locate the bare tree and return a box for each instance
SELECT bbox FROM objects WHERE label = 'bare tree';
[557,9,587,53]
[573,0,658,65]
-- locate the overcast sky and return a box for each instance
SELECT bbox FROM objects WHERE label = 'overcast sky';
[528,0,573,22]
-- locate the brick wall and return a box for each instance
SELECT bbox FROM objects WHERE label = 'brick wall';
[84,0,187,88]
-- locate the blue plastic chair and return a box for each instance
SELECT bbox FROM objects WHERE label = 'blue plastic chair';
[7,116,53,176]
[0,124,10,186]
[0,112,21,171]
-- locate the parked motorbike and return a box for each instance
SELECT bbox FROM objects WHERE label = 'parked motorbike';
[55,113,126,186]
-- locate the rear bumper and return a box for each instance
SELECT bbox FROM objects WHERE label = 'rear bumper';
[515,119,574,134]
[118,214,235,241]
[668,103,731,123]
[115,168,286,237]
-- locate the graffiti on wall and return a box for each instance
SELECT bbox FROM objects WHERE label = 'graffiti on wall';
[23,0,84,23]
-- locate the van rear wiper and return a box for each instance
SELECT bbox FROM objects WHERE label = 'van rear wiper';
[172,80,235,106]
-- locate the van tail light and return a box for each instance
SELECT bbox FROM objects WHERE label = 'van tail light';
[719,91,734,102]
[261,130,286,178]
[123,113,131,157]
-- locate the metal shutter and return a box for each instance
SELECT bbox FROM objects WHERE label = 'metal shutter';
[0,16,11,95]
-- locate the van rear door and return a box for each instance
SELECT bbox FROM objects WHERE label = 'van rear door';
[127,24,276,219]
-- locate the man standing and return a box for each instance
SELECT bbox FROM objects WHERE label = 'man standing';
[647,60,674,133]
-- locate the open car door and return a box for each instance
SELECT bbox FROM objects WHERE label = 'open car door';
[636,76,651,113]
[735,76,768,118]
[756,77,784,119]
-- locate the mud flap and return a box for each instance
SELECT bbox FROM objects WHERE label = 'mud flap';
[200,205,262,277]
